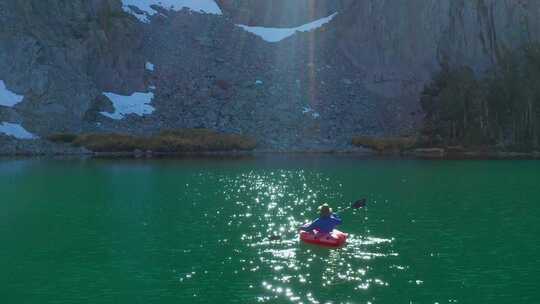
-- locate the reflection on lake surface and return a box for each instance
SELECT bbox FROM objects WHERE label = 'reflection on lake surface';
[220,170,398,303]
[1,156,539,303]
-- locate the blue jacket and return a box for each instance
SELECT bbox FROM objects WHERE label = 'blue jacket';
[301,213,342,234]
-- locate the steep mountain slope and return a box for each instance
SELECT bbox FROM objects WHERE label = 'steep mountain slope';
[216,0,348,27]
[0,0,539,153]
[0,0,144,133]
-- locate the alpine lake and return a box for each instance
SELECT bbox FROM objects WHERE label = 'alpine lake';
[1,156,539,303]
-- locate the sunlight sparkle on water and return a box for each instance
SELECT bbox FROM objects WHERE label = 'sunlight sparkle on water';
[213,170,404,303]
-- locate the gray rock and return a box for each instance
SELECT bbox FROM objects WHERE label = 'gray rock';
[0,0,539,153]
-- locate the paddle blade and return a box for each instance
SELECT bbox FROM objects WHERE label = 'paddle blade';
[352,199,367,209]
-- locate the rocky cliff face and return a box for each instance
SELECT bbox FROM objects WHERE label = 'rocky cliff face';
[0,0,539,153]
[0,0,145,134]
[216,0,348,26]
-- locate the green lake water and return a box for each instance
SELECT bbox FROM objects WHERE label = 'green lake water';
[1,156,539,303]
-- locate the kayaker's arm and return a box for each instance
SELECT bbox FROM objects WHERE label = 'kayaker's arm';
[331,213,342,225]
[299,219,319,231]
[299,223,313,231]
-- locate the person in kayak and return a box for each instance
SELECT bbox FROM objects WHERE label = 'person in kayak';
[300,203,342,234]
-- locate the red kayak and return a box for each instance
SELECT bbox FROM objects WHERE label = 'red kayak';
[300,229,348,247]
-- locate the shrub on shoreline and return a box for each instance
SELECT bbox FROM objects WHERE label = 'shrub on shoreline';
[46,133,78,143]
[420,43,540,150]
[72,133,144,152]
[352,136,416,153]
[67,129,256,153]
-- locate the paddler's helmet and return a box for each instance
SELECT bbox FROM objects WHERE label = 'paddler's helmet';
[318,203,332,217]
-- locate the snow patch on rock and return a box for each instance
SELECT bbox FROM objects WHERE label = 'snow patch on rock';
[122,0,222,22]
[0,122,37,139]
[302,106,320,119]
[101,92,155,120]
[237,13,337,43]
[146,62,155,71]
[0,80,24,107]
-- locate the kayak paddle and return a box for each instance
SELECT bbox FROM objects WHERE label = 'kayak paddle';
[334,198,367,214]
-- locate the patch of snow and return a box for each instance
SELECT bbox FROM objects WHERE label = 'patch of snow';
[101,92,155,120]
[0,122,37,139]
[237,13,337,43]
[146,62,155,71]
[122,0,222,23]
[302,106,320,119]
[0,80,24,107]
[255,80,263,85]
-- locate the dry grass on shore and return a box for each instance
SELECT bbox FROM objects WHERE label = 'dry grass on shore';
[51,129,256,153]
[46,133,78,143]
[352,136,417,153]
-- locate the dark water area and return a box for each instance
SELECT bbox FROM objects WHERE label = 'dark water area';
[1,156,539,303]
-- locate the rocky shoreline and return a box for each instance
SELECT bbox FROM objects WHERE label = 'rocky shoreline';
[1,137,539,160]
[407,149,540,160]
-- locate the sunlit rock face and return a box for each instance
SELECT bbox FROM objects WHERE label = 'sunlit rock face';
[333,0,540,93]
[1,0,539,152]
[218,0,540,143]
[216,0,348,27]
